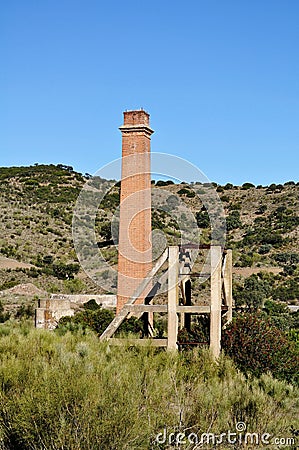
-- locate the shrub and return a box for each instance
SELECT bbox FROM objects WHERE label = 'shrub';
[1,323,298,449]
[274,253,299,265]
[57,306,144,337]
[233,273,272,309]
[15,303,35,320]
[186,190,195,198]
[83,299,100,310]
[0,301,10,323]
[195,210,210,228]
[241,182,255,189]
[256,204,267,214]
[226,210,242,231]
[258,244,272,254]
[220,195,229,202]
[222,313,299,385]
[155,180,174,186]
[177,188,190,195]
[52,262,80,280]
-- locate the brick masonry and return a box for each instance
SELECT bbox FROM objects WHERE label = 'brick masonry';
[117,110,154,313]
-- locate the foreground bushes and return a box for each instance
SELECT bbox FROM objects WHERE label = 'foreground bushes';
[0,322,298,449]
[222,313,299,386]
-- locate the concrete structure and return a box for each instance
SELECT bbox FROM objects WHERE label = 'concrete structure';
[35,294,116,329]
[50,293,116,308]
[117,110,154,313]
[35,299,74,330]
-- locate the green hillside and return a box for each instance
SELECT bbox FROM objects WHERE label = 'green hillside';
[0,164,298,314]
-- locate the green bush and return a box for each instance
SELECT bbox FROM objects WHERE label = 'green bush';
[52,262,80,280]
[233,273,272,309]
[0,301,10,323]
[226,210,242,231]
[242,182,255,189]
[177,188,190,195]
[195,210,210,228]
[222,313,299,385]
[155,180,174,186]
[258,244,272,254]
[15,303,35,320]
[57,306,144,337]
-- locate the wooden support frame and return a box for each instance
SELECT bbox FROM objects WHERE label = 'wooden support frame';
[100,245,233,357]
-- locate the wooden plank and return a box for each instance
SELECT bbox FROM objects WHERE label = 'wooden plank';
[210,245,222,359]
[125,304,168,313]
[99,308,130,340]
[100,248,168,340]
[108,338,167,347]
[167,246,179,350]
[176,305,210,313]
[125,248,168,306]
[223,249,233,323]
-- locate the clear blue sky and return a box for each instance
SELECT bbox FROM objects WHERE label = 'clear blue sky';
[1,1,298,185]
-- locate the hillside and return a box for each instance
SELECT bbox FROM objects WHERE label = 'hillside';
[0,164,298,314]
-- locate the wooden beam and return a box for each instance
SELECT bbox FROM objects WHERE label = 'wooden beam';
[100,249,168,340]
[176,305,210,313]
[124,248,168,306]
[222,249,233,323]
[108,338,167,347]
[210,245,222,359]
[167,246,179,350]
[125,304,168,313]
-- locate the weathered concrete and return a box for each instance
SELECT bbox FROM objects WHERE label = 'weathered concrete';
[35,294,116,329]
[35,299,74,330]
[50,293,116,308]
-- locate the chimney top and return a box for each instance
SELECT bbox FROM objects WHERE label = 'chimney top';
[120,109,154,136]
[123,109,150,126]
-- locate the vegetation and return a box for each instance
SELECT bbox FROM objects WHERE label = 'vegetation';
[0,164,298,447]
[222,313,299,385]
[0,321,298,449]
[0,164,298,308]
[57,301,144,336]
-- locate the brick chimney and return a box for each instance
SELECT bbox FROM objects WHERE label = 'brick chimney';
[117,110,154,313]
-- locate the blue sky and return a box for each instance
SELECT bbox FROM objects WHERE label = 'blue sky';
[1,1,298,185]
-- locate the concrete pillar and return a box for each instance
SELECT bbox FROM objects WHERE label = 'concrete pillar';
[167,246,179,350]
[223,249,233,323]
[210,245,222,359]
[117,110,154,314]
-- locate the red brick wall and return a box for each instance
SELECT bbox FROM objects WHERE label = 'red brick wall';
[117,111,153,313]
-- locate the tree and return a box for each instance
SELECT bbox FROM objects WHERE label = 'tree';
[52,262,80,280]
